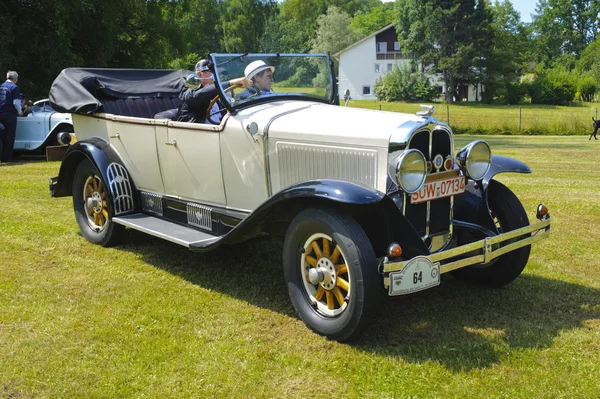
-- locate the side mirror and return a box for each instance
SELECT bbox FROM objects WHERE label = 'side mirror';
[185,73,201,89]
[343,89,351,107]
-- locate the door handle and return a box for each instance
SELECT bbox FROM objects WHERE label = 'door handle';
[165,140,177,146]
[109,132,120,139]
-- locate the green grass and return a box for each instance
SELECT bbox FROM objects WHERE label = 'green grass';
[349,101,600,136]
[1,136,600,398]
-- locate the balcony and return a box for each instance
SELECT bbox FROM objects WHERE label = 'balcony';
[376,52,403,60]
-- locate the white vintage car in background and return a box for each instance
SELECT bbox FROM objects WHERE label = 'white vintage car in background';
[48,54,551,341]
[14,98,73,151]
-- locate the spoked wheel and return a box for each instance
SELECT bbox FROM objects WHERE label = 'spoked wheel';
[452,180,531,287]
[72,159,123,246]
[301,233,351,316]
[283,208,379,341]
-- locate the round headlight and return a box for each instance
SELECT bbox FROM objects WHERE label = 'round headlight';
[392,149,427,193]
[456,140,491,181]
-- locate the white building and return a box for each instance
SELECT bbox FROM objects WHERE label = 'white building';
[334,24,482,102]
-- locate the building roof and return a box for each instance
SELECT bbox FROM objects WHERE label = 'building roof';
[333,24,395,60]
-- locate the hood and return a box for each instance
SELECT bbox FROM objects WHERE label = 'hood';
[264,103,429,149]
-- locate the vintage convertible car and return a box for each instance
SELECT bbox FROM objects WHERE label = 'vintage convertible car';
[14,98,73,151]
[48,54,550,341]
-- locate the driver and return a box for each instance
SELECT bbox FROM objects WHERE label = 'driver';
[235,60,275,101]
[176,59,251,124]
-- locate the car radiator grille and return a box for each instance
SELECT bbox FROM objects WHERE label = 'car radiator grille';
[404,129,453,238]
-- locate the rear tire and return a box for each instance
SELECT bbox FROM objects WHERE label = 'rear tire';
[452,180,530,288]
[283,208,380,341]
[72,159,123,246]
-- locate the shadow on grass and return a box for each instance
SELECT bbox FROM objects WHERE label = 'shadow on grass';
[117,230,599,371]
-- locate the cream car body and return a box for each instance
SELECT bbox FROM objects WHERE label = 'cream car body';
[49,54,551,341]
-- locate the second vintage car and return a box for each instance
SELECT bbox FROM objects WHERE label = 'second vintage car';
[14,98,73,152]
[48,54,550,341]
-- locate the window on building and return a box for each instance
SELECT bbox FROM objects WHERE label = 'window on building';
[375,64,381,72]
[363,86,371,95]
[376,42,387,53]
[387,63,393,71]
[394,41,400,51]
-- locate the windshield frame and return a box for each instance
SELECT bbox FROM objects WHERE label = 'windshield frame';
[209,53,338,115]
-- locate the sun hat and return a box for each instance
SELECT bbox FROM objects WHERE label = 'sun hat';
[244,60,275,79]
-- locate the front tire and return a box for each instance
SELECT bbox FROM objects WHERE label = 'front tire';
[283,208,380,341]
[453,180,530,287]
[72,159,123,246]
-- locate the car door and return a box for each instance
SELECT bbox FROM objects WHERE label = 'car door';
[107,116,166,194]
[158,121,226,205]
[14,110,49,150]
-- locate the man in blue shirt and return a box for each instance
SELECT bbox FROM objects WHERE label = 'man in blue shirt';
[0,71,23,162]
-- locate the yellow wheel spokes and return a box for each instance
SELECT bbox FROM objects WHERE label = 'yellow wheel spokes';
[84,175,109,230]
[304,235,351,314]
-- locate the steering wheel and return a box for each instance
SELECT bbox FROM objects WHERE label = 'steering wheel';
[206,83,242,125]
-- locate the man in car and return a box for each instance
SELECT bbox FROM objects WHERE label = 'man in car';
[176,59,251,124]
[0,71,23,162]
[236,60,275,101]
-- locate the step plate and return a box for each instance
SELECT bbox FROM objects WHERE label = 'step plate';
[113,214,220,248]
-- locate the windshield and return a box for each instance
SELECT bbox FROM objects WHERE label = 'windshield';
[211,54,336,110]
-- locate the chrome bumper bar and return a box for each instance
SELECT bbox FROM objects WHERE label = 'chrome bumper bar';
[383,216,550,289]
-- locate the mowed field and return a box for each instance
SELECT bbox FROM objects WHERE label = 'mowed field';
[1,136,599,398]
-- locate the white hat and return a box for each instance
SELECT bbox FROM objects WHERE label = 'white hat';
[244,60,275,79]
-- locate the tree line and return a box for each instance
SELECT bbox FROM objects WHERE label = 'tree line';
[1,0,599,104]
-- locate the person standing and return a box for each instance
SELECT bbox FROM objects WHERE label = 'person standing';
[0,71,23,162]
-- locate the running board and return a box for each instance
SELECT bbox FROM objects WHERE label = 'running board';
[112,214,221,248]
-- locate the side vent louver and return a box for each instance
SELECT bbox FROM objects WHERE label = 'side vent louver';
[140,192,163,216]
[187,203,213,231]
[106,163,134,215]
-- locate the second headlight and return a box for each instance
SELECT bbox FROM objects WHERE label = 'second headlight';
[391,149,427,193]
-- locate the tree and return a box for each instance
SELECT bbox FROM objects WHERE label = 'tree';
[220,0,276,52]
[394,0,495,103]
[311,6,363,56]
[531,0,600,64]
[476,0,530,103]
[352,2,396,35]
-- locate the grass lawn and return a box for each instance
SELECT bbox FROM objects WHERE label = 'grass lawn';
[1,136,599,398]
[349,101,600,136]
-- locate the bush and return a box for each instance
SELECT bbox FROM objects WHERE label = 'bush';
[577,77,597,102]
[528,76,575,105]
[374,63,437,102]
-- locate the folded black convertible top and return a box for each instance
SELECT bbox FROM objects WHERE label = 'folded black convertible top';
[49,68,190,114]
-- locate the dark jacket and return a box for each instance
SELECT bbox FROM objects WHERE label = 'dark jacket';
[0,80,20,116]
[176,81,230,123]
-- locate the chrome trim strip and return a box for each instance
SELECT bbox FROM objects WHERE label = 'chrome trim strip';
[383,217,550,275]
[262,105,313,197]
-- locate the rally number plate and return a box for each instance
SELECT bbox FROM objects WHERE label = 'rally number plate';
[411,175,465,204]
[389,256,440,296]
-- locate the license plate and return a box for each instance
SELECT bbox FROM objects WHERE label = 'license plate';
[411,175,465,204]
[389,256,440,296]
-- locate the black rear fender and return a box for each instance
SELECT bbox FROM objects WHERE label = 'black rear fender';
[50,137,137,215]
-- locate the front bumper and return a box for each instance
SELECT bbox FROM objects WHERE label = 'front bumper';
[383,212,551,292]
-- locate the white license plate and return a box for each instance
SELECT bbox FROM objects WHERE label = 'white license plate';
[389,256,440,296]
[411,175,465,204]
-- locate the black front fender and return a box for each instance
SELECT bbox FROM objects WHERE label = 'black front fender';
[200,179,430,258]
[455,154,531,230]
[49,137,137,214]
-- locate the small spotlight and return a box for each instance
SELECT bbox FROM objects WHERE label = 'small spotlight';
[536,204,549,220]
[387,243,403,259]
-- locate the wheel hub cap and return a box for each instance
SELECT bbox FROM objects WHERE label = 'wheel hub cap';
[87,192,103,214]
[316,258,337,290]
